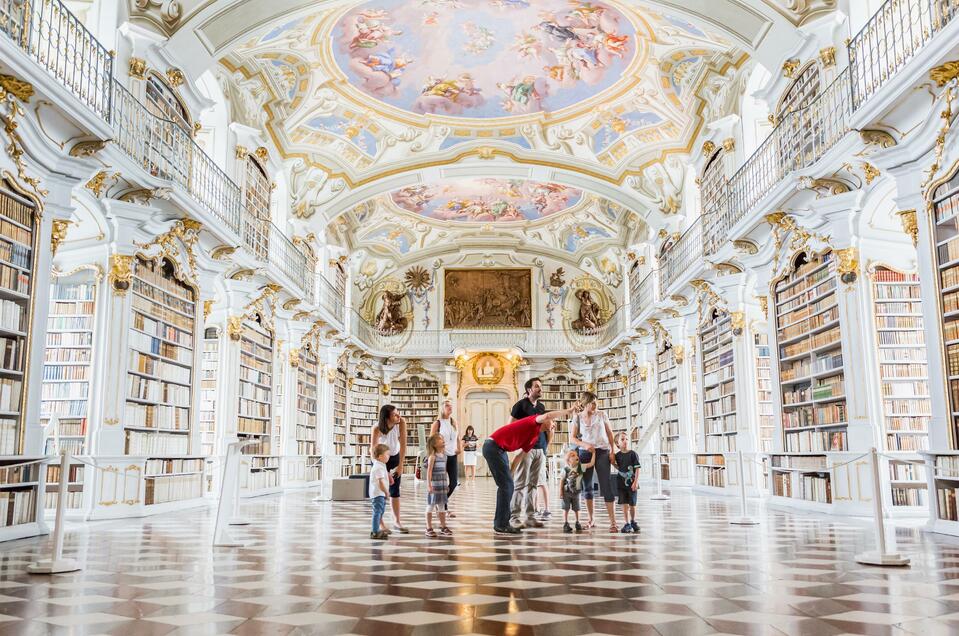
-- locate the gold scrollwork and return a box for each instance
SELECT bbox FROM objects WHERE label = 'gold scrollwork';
[702,140,716,157]
[672,344,685,365]
[896,209,918,246]
[128,57,147,79]
[289,348,301,368]
[50,219,72,256]
[109,254,134,295]
[835,247,859,284]
[730,311,745,335]
[0,74,33,102]
[135,219,203,283]
[227,315,244,341]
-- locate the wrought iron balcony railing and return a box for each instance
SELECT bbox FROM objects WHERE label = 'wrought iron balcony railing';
[660,218,704,296]
[351,307,627,356]
[849,0,959,110]
[0,0,112,119]
[267,221,314,302]
[315,273,344,326]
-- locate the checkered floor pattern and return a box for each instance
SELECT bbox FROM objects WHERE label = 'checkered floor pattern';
[0,479,958,635]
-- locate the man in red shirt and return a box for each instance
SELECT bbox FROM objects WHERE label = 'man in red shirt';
[483,404,582,535]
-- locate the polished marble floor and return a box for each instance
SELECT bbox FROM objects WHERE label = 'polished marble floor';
[0,479,958,635]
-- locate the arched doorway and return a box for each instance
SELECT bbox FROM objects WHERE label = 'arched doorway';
[462,390,511,477]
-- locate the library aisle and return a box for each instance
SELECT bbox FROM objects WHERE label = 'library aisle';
[0,481,956,634]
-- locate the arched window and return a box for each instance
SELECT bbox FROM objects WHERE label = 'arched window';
[244,156,271,259]
[776,61,821,119]
[145,74,191,132]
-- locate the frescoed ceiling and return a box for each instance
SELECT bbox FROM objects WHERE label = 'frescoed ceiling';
[213,0,749,262]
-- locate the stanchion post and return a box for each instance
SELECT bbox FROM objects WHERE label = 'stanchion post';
[855,447,910,566]
[730,449,759,526]
[214,442,252,547]
[651,452,669,501]
[28,452,81,574]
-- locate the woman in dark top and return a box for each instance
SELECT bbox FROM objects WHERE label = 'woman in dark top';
[462,425,479,483]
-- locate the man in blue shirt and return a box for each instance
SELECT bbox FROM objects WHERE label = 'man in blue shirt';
[508,377,550,528]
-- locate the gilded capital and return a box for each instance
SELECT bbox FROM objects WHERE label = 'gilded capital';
[819,46,836,68]
[730,311,745,335]
[227,316,244,341]
[128,57,147,79]
[289,348,301,368]
[835,247,860,284]
[896,209,918,246]
[165,68,185,87]
[109,254,134,295]
[782,58,801,78]
[702,140,716,156]
[50,219,72,256]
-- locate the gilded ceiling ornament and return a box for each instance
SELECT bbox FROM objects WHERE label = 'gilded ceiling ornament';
[896,210,918,246]
[636,327,649,337]
[657,229,668,239]
[289,348,300,368]
[859,129,896,148]
[165,68,185,87]
[292,310,312,320]
[732,239,759,255]
[702,140,716,156]
[84,170,118,198]
[669,294,688,307]
[118,186,173,205]
[626,251,636,261]
[255,146,269,162]
[0,91,48,197]
[228,268,255,281]
[797,176,851,198]
[835,247,859,284]
[404,265,431,292]
[722,137,735,153]
[50,219,72,256]
[782,58,801,78]
[68,139,108,158]
[227,316,244,341]
[109,254,134,295]
[476,147,496,160]
[819,46,836,68]
[283,298,301,311]
[862,162,880,184]
[211,245,237,260]
[0,75,32,102]
[235,145,248,159]
[663,308,680,318]
[128,57,147,79]
[930,60,959,86]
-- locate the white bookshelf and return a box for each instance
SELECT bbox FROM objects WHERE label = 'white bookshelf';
[775,251,847,456]
[872,267,929,510]
[332,368,347,474]
[628,366,643,445]
[597,374,627,435]
[199,327,218,459]
[124,257,195,456]
[700,309,736,454]
[755,332,773,490]
[695,454,726,489]
[347,376,379,475]
[541,372,586,456]
[657,344,678,481]
[43,459,84,516]
[0,457,45,539]
[770,453,832,505]
[391,376,439,472]
[41,269,97,457]
[296,344,320,482]
[238,316,279,495]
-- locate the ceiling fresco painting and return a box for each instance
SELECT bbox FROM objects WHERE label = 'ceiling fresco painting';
[389,178,583,222]
[333,0,637,119]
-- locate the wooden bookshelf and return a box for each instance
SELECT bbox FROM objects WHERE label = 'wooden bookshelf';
[657,343,678,480]
[872,267,929,509]
[347,376,379,474]
[628,366,643,444]
[392,377,439,458]
[700,309,736,453]
[238,315,278,494]
[124,257,195,456]
[296,344,320,482]
[41,269,97,456]
[541,372,586,456]
[774,251,847,454]
[0,189,37,458]
[0,457,44,539]
[597,374,627,435]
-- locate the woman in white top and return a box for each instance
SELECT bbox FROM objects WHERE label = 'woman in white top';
[370,404,408,533]
[430,400,462,516]
[569,391,618,532]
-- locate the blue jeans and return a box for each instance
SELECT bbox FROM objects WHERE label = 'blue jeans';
[482,439,513,529]
[371,495,386,533]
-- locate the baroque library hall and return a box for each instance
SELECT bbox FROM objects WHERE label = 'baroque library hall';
[2,0,959,633]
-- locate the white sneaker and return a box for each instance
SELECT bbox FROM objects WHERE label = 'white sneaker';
[509,518,526,529]
[392,524,409,534]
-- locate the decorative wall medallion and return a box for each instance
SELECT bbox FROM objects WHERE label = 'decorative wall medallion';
[836,247,859,284]
[471,353,506,385]
[702,140,716,156]
[782,58,800,78]
[108,254,134,295]
[166,67,185,87]
[128,57,147,79]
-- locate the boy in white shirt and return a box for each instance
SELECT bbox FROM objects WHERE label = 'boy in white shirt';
[370,443,392,540]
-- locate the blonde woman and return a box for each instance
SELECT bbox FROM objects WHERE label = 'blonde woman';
[430,400,461,516]
[569,391,619,532]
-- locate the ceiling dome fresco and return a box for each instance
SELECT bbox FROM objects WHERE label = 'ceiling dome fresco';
[332,0,638,119]
[389,178,584,222]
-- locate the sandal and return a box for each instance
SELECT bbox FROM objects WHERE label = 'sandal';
[609,523,619,533]
[585,519,595,529]
[425,528,437,538]
[439,526,453,536]
[447,511,457,518]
